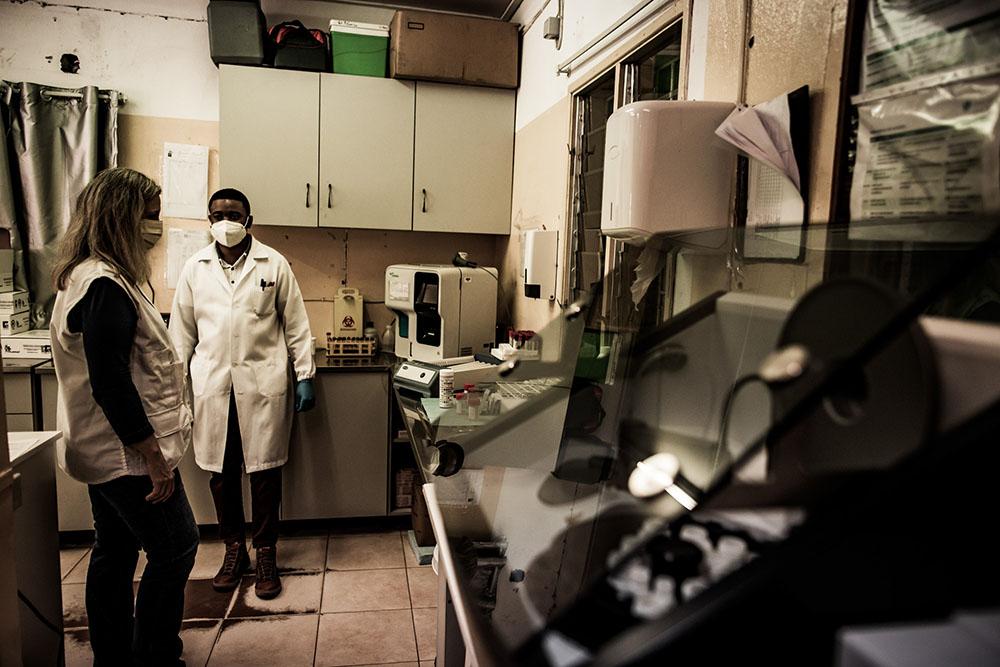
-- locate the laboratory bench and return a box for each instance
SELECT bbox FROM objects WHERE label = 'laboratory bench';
[10,352,415,533]
[6,430,63,667]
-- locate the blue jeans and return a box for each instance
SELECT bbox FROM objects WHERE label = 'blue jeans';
[87,470,199,667]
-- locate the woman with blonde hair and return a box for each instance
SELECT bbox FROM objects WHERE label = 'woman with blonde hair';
[51,167,198,666]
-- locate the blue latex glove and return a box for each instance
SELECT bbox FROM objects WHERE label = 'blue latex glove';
[294,379,316,413]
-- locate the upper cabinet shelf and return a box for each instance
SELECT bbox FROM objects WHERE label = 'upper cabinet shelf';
[219,65,514,235]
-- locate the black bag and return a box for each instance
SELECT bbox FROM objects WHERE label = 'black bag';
[207,0,266,67]
[267,20,330,72]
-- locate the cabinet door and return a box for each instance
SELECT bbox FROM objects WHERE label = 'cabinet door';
[413,82,515,234]
[283,372,389,519]
[319,74,414,230]
[220,65,320,227]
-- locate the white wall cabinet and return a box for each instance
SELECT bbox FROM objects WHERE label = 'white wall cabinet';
[220,66,320,228]
[413,82,515,235]
[220,66,513,234]
[320,75,415,231]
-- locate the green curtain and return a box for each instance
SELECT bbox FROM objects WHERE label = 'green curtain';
[0,81,120,328]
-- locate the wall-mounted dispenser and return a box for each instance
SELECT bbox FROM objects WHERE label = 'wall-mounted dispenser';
[601,101,737,245]
[523,228,558,300]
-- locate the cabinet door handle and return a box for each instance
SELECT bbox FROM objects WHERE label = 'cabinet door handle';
[305,183,311,208]
[327,184,333,208]
[421,188,427,213]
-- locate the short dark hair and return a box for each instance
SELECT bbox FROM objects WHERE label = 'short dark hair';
[209,188,251,216]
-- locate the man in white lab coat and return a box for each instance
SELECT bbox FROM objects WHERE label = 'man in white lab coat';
[169,188,316,599]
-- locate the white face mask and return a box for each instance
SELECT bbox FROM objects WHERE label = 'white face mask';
[211,220,248,247]
[140,218,163,250]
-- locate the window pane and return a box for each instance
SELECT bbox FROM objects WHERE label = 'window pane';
[569,71,616,298]
[635,24,682,102]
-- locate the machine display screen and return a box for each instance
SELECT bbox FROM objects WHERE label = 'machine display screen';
[417,283,438,306]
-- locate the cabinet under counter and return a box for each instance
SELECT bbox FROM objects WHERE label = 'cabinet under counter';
[282,352,394,520]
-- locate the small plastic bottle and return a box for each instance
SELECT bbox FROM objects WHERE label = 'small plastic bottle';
[381,321,395,350]
[467,390,481,420]
[455,391,467,415]
[439,368,455,408]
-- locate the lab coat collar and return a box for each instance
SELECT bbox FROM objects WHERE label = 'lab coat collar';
[192,237,270,292]
[248,236,269,261]
[194,236,264,262]
[233,237,269,290]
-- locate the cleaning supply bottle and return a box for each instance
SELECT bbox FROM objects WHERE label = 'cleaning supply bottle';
[381,320,395,351]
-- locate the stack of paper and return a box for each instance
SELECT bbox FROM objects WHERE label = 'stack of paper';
[714,96,801,191]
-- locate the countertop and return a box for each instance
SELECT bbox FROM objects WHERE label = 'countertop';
[7,431,60,466]
[3,359,46,374]
[33,360,54,374]
[31,355,395,376]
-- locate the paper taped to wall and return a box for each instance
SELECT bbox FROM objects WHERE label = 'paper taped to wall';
[162,142,209,220]
[716,93,805,260]
[166,227,211,289]
[861,0,1000,92]
[715,96,801,191]
[850,75,1000,240]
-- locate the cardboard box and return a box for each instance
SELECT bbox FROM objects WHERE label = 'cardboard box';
[0,249,12,294]
[1,311,30,336]
[0,290,29,315]
[1,329,52,359]
[389,10,519,89]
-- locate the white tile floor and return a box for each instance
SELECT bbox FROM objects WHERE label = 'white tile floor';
[61,530,438,667]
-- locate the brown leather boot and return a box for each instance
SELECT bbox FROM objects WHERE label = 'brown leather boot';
[255,546,282,600]
[213,542,250,592]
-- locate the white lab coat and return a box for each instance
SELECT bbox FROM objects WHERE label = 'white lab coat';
[169,237,315,473]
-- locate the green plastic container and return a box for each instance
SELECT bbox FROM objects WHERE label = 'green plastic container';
[330,20,389,77]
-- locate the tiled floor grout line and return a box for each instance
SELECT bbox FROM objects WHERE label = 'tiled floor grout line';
[63,532,423,666]
[400,531,422,663]
[61,547,90,583]
[311,531,331,667]
[199,619,224,667]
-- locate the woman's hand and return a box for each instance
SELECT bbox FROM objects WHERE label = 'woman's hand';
[134,435,175,503]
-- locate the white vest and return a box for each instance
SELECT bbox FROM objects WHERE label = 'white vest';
[51,259,192,484]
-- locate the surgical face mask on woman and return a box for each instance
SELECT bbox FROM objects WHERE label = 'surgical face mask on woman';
[141,218,163,250]
[210,220,248,248]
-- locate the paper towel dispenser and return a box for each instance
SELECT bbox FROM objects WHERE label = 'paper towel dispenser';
[601,101,738,245]
[523,229,558,300]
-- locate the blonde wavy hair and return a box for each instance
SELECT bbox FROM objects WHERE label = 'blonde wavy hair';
[54,168,161,290]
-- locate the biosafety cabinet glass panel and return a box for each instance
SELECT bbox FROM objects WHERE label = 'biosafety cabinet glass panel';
[394,217,1000,665]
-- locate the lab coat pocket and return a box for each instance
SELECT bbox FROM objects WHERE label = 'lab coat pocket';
[189,357,210,397]
[253,283,277,317]
[253,360,289,397]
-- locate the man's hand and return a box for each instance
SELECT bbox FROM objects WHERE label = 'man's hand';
[134,435,175,503]
[295,379,316,413]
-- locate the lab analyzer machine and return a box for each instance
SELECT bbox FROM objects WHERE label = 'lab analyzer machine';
[385,264,498,363]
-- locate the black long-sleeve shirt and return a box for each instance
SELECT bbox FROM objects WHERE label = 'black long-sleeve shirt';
[66,278,154,446]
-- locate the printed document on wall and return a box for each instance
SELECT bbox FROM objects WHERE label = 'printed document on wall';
[166,228,211,288]
[861,0,1000,92]
[162,143,209,220]
[850,76,1000,241]
[716,94,805,259]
